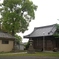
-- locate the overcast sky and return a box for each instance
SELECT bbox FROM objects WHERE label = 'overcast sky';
[21,0,59,42]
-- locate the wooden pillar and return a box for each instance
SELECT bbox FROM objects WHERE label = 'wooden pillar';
[43,36,45,52]
[27,38,35,53]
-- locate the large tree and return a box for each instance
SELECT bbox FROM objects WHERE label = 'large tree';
[0,0,37,36]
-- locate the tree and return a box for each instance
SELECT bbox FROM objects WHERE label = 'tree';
[53,24,59,37]
[0,0,37,36]
[24,41,30,50]
[15,34,22,44]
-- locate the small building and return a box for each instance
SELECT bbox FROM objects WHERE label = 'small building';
[24,24,59,51]
[0,31,15,52]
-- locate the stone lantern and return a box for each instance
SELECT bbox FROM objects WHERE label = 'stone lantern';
[27,38,35,53]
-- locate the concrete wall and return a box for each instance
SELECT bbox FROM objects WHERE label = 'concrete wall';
[0,40,14,52]
[16,44,25,50]
[20,44,25,50]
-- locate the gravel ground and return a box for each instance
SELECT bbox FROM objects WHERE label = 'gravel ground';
[0,56,59,59]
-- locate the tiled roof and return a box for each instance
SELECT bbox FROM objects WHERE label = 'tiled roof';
[0,31,15,39]
[24,24,57,38]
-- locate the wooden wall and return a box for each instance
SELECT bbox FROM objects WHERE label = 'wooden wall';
[31,36,59,51]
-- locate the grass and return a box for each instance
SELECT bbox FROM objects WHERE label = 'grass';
[35,52,59,57]
[0,52,59,57]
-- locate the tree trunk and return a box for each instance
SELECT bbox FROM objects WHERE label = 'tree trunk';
[12,29,15,36]
[11,24,15,36]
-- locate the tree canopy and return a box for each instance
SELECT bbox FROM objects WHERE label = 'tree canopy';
[0,0,37,36]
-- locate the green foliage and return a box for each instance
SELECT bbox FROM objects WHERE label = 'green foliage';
[0,0,37,35]
[24,41,30,50]
[15,34,22,44]
[53,24,59,37]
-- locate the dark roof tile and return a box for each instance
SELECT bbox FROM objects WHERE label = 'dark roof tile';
[0,31,15,39]
[24,24,57,38]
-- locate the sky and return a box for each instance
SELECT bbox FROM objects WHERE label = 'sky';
[20,0,59,43]
[0,0,59,43]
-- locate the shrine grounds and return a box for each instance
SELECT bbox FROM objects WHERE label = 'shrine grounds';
[0,52,59,57]
[0,52,59,59]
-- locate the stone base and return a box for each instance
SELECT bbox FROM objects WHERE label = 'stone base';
[27,45,35,54]
[27,50,35,54]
